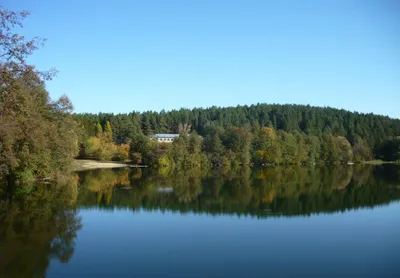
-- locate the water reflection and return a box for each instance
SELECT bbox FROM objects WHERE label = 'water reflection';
[1,165,399,277]
[77,165,400,216]
[0,177,82,278]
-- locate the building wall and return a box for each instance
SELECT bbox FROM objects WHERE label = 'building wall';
[157,137,175,143]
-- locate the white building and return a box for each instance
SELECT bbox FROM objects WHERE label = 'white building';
[152,134,180,143]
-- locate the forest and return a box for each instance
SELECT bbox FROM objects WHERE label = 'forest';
[75,105,400,168]
[1,5,399,182]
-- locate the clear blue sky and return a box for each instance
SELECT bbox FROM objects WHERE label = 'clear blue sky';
[3,0,399,117]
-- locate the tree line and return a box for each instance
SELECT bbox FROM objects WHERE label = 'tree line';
[1,5,399,182]
[76,106,400,168]
[75,104,400,149]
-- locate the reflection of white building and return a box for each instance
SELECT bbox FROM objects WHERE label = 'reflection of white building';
[152,134,180,143]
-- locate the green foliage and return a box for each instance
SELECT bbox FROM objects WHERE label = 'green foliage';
[352,138,373,162]
[320,134,339,165]
[0,76,80,179]
[75,104,400,158]
[121,127,362,167]
[85,136,113,160]
[253,127,282,165]
[376,137,400,161]
[112,144,129,161]
[224,127,252,165]
[75,104,399,166]
[278,131,299,165]
[164,133,209,168]
[104,121,112,134]
[0,6,80,181]
[82,122,128,161]
[80,118,376,168]
[336,136,353,163]
[96,123,103,136]
[129,135,150,164]
[15,169,35,181]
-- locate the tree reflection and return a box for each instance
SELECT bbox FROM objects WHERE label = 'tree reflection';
[0,165,398,277]
[77,165,400,217]
[0,177,82,277]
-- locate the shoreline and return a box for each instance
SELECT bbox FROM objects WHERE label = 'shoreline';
[73,159,398,172]
[73,159,133,171]
[362,160,398,165]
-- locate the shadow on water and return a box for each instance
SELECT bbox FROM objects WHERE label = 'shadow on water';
[76,164,400,217]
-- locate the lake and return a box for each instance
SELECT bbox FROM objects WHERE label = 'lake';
[1,165,399,278]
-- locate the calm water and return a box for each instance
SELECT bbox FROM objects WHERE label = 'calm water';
[1,165,399,278]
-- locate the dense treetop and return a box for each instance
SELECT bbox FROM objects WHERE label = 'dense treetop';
[75,104,400,167]
[0,6,79,181]
[75,104,400,147]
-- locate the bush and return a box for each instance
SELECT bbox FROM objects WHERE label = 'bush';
[112,144,129,161]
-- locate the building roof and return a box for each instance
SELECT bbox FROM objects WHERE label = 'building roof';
[154,134,180,138]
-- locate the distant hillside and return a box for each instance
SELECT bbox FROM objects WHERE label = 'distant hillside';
[75,103,400,148]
